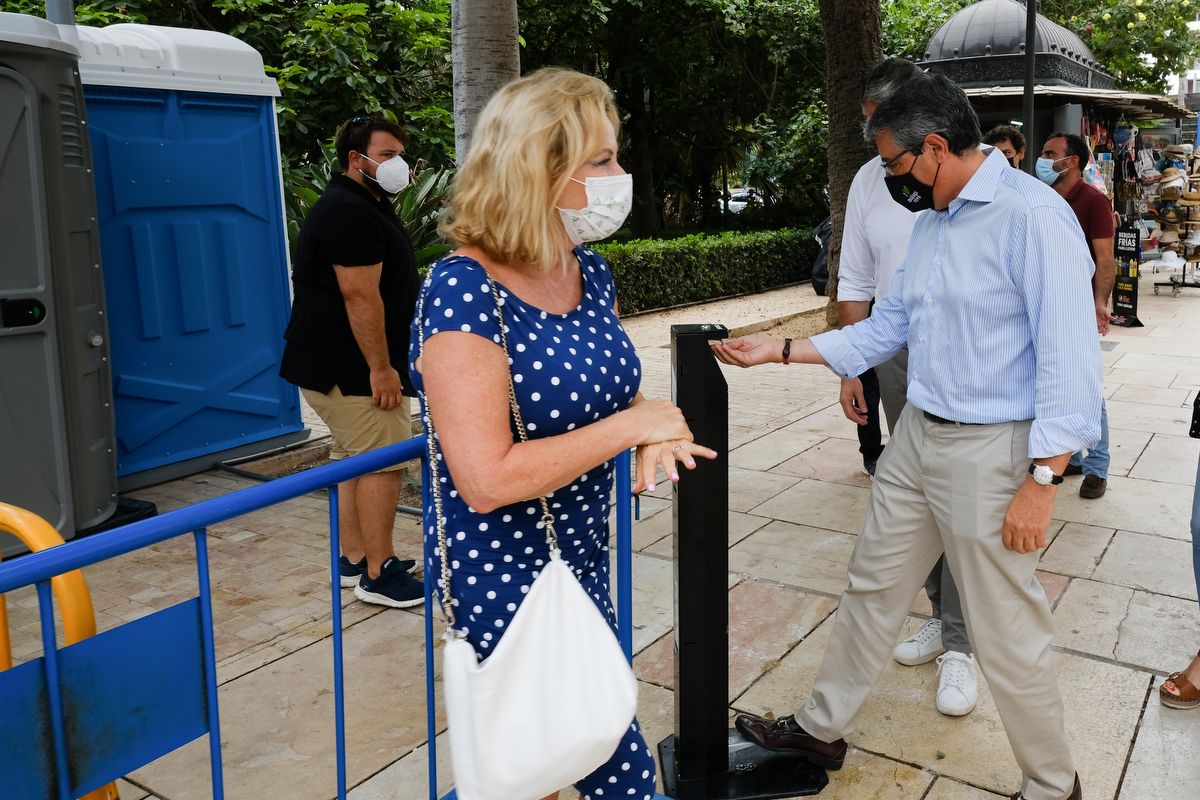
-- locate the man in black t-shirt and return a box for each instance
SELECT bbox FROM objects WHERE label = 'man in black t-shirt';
[280,115,423,608]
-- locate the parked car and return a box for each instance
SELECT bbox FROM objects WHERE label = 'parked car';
[727,188,758,214]
[811,215,831,296]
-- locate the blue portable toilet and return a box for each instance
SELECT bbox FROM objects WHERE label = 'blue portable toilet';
[73,23,305,488]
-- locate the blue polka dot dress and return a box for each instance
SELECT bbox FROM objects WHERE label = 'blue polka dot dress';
[409,248,657,799]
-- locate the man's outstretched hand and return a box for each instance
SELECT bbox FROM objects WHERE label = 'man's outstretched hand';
[710,335,783,369]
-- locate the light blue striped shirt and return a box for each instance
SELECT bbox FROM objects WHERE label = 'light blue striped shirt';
[812,147,1103,458]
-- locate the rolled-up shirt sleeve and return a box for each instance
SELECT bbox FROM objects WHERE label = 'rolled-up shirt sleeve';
[812,264,910,378]
[1013,205,1104,458]
[836,174,877,303]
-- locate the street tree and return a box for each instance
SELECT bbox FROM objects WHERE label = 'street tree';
[818,0,882,325]
[451,0,520,160]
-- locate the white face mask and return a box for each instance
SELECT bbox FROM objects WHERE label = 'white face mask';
[359,154,410,194]
[556,174,633,244]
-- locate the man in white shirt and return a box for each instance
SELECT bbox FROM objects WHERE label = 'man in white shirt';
[836,58,976,717]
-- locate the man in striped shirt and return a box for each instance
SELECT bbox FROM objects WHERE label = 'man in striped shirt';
[840,58,977,718]
[713,73,1100,800]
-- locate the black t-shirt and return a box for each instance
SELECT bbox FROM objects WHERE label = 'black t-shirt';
[280,174,419,396]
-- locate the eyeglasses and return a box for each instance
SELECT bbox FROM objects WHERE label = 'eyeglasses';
[350,114,374,127]
[880,148,919,176]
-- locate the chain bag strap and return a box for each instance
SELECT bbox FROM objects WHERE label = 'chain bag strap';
[416,286,459,634]
[417,274,559,638]
[417,263,639,800]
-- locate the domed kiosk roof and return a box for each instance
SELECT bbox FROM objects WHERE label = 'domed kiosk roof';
[921,0,1114,90]
[926,0,1096,64]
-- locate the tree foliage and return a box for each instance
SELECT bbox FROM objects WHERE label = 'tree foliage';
[1047,0,1200,94]
[519,0,830,234]
[3,0,456,168]
[882,0,971,60]
[9,0,1196,249]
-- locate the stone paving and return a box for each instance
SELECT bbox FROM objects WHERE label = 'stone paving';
[4,275,1199,800]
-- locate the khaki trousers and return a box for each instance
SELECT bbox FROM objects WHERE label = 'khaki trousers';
[796,403,1076,800]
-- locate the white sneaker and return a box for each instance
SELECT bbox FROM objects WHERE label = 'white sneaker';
[893,618,945,665]
[935,651,977,717]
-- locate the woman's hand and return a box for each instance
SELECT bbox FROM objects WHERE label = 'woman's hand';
[624,397,693,444]
[710,335,783,368]
[634,439,718,493]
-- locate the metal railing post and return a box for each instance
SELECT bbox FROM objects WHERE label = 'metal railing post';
[36,580,72,800]
[193,529,225,799]
[329,487,348,800]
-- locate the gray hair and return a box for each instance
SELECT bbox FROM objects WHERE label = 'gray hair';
[862,58,923,106]
[864,72,981,156]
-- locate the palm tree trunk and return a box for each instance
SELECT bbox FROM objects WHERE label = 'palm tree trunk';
[451,0,520,162]
[817,0,882,327]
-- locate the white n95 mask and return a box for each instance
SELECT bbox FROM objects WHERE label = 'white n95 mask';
[557,174,633,244]
[361,154,410,194]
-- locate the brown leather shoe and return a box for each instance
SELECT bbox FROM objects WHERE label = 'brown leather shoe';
[1079,475,1107,499]
[733,713,846,769]
[1009,772,1081,800]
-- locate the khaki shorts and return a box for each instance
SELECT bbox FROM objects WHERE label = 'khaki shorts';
[301,386,412,473]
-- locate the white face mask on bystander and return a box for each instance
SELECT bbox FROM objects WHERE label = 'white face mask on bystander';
[556,174,633,244]
[359,154,411,194]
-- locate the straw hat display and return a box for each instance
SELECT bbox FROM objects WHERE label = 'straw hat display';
[1165,208,1186,223]
[1160,229,1181,245]
[1161,167,1187,192]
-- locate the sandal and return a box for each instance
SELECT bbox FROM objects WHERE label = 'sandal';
[1159,650,1200,710]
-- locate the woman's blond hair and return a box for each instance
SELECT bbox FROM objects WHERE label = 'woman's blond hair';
[439,68,620,272]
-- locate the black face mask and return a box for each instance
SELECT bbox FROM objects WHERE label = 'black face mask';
[884,151,941,212]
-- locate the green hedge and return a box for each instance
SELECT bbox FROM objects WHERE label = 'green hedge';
[594,228,816,316]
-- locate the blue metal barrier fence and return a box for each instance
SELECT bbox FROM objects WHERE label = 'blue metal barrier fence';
[0,438,639,800]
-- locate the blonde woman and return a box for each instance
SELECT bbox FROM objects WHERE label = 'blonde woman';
[409,68,715,798]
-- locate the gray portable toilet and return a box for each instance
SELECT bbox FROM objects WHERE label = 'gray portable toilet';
[0,12,118,551]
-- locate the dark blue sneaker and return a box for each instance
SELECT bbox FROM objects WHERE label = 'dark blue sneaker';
[354,556,425,608]
[339,556,367,588]
[339,555,416,589]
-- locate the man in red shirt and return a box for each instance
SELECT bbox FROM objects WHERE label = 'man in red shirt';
[1039,132,1115,499]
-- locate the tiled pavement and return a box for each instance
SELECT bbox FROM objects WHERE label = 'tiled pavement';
[5,276,1200,800]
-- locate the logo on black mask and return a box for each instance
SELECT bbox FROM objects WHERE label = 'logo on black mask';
[884,149,941,212]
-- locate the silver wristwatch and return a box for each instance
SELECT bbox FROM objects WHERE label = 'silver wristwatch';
[1028,463,1064,486]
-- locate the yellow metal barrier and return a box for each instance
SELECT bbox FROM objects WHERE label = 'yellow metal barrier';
[0,502,120,800]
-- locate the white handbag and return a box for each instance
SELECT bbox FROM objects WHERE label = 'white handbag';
[419,276,639,800]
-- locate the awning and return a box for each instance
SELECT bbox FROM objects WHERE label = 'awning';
[961,84,1192,121]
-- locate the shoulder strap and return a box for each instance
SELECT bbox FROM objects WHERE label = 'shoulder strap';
[418,270,560,638]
